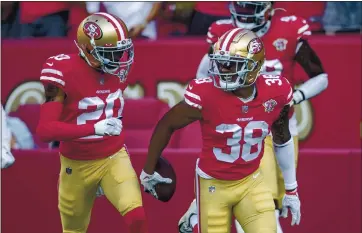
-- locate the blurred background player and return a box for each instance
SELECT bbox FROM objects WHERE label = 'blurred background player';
[193,2,328,232]
[141,29,301,233]
[35,13,148,233]
[86,2,162,39]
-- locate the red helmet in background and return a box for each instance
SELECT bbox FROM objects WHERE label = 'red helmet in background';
[229,1,273,30]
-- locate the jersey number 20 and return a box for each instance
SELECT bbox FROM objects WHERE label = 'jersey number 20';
[213,121,269,163]
[77,89,124,139]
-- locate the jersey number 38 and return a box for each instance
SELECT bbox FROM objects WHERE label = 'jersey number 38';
[213,121,269,163]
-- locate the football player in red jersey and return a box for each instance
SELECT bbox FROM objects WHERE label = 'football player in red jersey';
[140,29,301,233]
[193,2,329,232]
[36,13,153,233]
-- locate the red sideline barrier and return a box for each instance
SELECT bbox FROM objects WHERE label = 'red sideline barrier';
[1,35,361,149]
[1,149,361,233]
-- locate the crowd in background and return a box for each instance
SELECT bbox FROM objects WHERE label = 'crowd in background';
[1,1,361,40]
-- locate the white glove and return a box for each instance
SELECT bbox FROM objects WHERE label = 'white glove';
[293,89,305,105]
[139,170,172,199]
[1,147,15,169]
[94,117,122,136]
[281,189,301,226]
[96,185,105,197]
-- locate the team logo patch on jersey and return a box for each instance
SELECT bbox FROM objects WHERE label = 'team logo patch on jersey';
[273,38,288,51]
[83,22,103,40]
[209,186,216,193]
[242,105,248,113]
[263,99,277,113]
[247,38,263,54]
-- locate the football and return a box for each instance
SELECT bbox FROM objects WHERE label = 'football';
[154,156,177,202]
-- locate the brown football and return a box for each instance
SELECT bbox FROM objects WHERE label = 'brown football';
[154,156,177,202]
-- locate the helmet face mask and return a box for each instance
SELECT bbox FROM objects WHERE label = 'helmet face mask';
[209,54,258,91]
[229,1,272,30]
[90,38,134,81]
[209,29,265,91]
[76,13,134,82]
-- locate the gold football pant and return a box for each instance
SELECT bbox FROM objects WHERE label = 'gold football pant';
[196,169,276,233]
[260,136,299,210]
[58,147,143,233]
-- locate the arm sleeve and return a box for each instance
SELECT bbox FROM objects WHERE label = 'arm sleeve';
[183,79,206,110]
[36,102,95,142]
[40,57,68,93]
[36,56,94,142]
[293,17,328,101]
[274,137,298,190]
[206,23,220,45]
[295,73,328,101]
[281,77,294,106]
[273,78,297,190]
[295,17,312,42]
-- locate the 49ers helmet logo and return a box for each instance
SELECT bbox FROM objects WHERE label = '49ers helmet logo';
[247,38,263,54]
[83,22,103,40]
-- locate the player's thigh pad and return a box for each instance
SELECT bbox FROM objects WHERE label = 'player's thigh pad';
[100,147,143,216]
[259,136,278,200]
[233,170,276,233]
[196,175,234,233]
[276,136,299,209]
[58,155,105,232]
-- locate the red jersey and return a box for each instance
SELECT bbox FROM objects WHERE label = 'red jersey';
[184,75,293,180]
[207,15,311,86]
[39,54,127,160]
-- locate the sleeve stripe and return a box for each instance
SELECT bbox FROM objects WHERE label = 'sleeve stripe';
[207,32,214,38]
[303,31,312,35]
[40,76,65,86]
[295,41,303,54]
[41,68,63,77]
[298,24,310,34]
[185,97,202,110]
[287,87,293,100]
[185,90,201,101]
[206,38,213,44]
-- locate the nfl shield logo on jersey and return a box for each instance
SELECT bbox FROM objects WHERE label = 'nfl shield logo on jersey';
[209,186,216,193]
[242,105,248,113]
[273,38,288,51]
[66,167,72,175]
[263,99,277,113]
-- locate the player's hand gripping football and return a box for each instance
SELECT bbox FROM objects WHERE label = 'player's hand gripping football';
[94,117,123,136]
[139,170,172,199]
[281,189,301,226]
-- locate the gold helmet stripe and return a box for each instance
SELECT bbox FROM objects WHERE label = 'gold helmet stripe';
[220,28,243,51]
[95,12,125,40]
